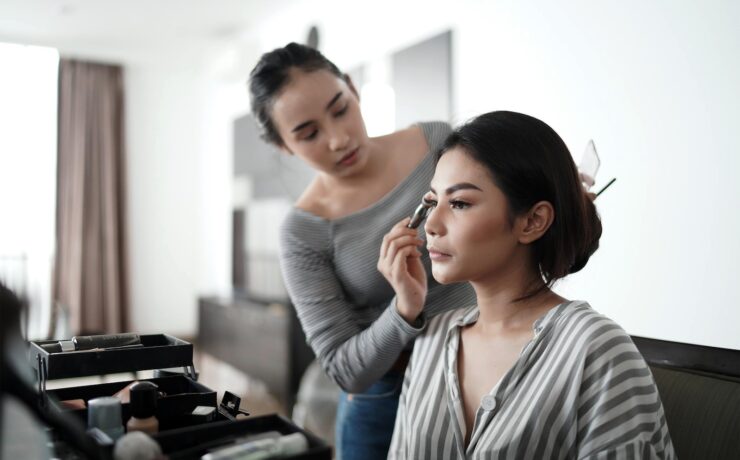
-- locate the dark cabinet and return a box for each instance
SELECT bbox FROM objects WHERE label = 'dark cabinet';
[197,294,314,412]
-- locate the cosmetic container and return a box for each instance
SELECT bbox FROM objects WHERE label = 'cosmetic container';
[126,381,159,435]
[191,405,217,423]
[88,396,124,440]
[201,432,308,460]
[39,333,141,353]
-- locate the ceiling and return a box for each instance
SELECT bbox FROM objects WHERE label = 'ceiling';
[0,0,295,63]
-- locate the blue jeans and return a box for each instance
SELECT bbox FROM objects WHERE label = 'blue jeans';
[335,371,403,460]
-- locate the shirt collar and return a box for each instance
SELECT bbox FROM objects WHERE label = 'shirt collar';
[447,305,479,332]
[446,300,581,334]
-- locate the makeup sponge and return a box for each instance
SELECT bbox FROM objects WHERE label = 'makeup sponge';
[113,431,163,460]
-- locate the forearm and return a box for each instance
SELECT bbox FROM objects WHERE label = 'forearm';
[314,299,423,393]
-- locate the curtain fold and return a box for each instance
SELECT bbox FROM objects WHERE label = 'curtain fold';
[53,59,128,336]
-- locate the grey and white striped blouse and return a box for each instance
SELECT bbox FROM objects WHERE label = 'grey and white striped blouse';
[389,301,675,459]
[279,121,476,393]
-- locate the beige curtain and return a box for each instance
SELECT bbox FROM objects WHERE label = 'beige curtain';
[53,59,128,336]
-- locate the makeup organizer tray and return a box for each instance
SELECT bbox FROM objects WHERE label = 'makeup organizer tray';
[28,333,332,459]
[29,334,222,428]
[155,413,332,459]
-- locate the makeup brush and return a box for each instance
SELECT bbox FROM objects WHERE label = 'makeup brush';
[407,197,435,229]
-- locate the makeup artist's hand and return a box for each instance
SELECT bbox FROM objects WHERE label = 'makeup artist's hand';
[378,218,428,324]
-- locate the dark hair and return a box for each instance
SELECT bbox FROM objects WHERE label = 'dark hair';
[248,42,345,146]
[437,111,602,295]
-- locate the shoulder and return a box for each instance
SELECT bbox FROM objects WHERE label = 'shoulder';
[377,121,452,157]
[279,206,331,253]
[293,176,329,218]
[550,301,628,341]
[415,121,453,154]
[549,301,642,367]
[402,120,452,137]
[374,125,426,156]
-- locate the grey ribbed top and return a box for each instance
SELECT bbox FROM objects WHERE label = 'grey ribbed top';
[279,121,476,393]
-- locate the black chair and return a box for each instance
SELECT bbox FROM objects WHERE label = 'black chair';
[632,336,740,460]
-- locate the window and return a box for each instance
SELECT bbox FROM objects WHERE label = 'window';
[0,42,59,339]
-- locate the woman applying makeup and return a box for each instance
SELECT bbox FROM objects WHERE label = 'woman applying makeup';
[248,43,475,459]
[383,111,674,458]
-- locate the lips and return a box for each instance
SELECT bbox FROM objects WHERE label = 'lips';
[337,148,359,166]
[427,246,452,261]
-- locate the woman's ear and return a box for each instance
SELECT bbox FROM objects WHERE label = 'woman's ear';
[518,201,554,244]
[344,74,360,100]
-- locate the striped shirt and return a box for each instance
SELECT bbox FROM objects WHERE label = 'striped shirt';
[389,301,675,459]
[279,121,476,393]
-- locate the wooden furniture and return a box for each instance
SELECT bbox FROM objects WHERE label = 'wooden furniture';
[197,293,314,413]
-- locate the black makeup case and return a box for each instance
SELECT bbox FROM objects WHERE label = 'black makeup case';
[155,413,332,459]
[28,334,331,459]
[29,334,215,422]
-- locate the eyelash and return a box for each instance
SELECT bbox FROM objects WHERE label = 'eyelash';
[300,104,348,141]
[425,199,471,210]
[450,200,470,210]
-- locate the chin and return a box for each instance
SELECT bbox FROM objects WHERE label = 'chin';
[431,267,464,285]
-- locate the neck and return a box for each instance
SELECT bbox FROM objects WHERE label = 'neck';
[319,137,385,190]
[469,257,562,334]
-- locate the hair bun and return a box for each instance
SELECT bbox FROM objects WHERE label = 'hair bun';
[569,194,602,274]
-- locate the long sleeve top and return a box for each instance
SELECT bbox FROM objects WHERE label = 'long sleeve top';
[389,301,675,459]
[279,121,476,393]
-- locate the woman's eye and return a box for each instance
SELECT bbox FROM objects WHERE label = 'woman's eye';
[302,130,318,141]
[334,104,348,117]
[450,200,470,210]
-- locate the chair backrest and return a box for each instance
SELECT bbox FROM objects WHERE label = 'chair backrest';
[632,336,740,460]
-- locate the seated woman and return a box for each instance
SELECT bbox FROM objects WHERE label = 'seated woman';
[380,111,674,459]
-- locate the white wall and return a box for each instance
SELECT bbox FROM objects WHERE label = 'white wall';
[242,0,740,349]
[125,51,247,336]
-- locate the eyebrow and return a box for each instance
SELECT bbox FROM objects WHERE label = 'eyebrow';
[325,91,343,110]
[291,91,344,133]
[430,182,483,195]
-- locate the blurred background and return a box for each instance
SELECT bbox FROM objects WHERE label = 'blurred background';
[1,0,739,430]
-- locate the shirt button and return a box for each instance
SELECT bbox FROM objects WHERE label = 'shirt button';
[481,395,497,412]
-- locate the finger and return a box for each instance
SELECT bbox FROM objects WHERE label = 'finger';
[380,236,418,275]
[381,219,415,259]
[380,232,389,260]
[389,221,419,241]
[409,248,422,257]
[407,255,427,287]
[390,245,418,280]
[392,246,421,281]
[384,228,423,258]
[387,235,425,258]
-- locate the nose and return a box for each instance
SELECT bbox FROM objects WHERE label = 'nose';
[424,204,444,237]
[327,124,350,151]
